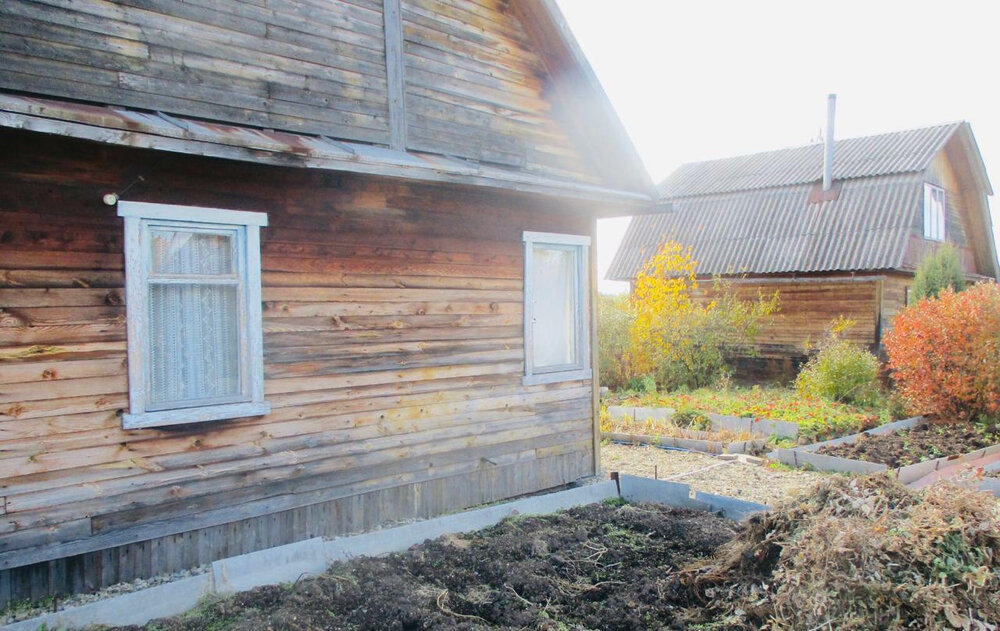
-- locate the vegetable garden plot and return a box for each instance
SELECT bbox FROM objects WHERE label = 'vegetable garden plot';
[109,502,737,631]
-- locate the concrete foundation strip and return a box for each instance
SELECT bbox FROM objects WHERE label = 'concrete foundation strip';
[3,476,768,631]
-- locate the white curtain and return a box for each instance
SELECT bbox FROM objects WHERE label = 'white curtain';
[532,245,577,369]
[148,230,241,408]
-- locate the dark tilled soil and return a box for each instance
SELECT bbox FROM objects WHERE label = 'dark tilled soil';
[110,502,736,631]
[815,421,1000,468]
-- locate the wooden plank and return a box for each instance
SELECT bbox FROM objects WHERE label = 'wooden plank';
[0,270,124,289]
[261,287,520,303]
[0,357,126,385]
[0,392,126,422]
[383,0,406,150]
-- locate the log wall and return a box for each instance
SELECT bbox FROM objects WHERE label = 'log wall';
[706,277,881,357]
[0,129,597,605]
[0,0,594,179]
[401,0,593,178]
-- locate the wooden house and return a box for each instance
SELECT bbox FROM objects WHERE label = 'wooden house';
[607,123,998,378]
[0,0,655,603]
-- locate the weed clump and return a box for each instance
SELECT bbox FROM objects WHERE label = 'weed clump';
[684,475,1000,630]
[796,318,883,408]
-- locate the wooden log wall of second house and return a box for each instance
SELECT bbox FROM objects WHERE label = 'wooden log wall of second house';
[693,276,882,357]
[0,130,597,591]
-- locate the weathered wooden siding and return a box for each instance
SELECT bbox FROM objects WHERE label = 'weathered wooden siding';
[880,274,911,333]
[0,129,596,603]
[400,0,593,178]
[0,0,598,182]
[0,0,391,143]
[701,277,881,358]
[691,276,886,382]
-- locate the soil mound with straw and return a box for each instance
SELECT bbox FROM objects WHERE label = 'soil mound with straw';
[684,476,1000,630]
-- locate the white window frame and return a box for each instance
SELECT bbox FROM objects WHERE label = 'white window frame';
[923,183,946,241]
[118,201,269,429]
[522,231,592,386]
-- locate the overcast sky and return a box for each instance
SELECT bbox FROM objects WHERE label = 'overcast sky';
[555,0,1000,293]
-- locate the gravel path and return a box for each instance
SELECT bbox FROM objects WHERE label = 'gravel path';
[601,442,828,506]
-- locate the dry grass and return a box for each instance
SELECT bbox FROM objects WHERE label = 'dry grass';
[684,476,1000,630]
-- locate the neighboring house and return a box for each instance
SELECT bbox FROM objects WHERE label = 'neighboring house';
[0,0,654,603]
[608,122,999,377]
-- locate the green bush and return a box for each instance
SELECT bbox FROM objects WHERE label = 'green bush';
[796,320,883,407]
[912,243,965,301]
[626,374,657,395]
[646,279,780,392]
[597,293,635,391]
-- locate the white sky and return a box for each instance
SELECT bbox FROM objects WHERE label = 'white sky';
[555,0,1000,293]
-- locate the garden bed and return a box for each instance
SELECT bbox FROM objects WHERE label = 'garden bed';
[604,404,795,455]
[814,419,1000,468]
[109,502,738,631]
[771,417,1000,490]
[606,386,892,442]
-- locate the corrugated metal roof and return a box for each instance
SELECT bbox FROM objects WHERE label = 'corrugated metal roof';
[659,123,963,198]
[607,173,926,280]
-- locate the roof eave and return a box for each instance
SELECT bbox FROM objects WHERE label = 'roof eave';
[0,93,654,212]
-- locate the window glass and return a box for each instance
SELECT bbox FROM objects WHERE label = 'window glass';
[924,184,946,241]
[149,283,241,408]
[151,229,234,275]
[532,245,578,369]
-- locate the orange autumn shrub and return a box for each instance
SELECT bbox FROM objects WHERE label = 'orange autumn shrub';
[884,282,1000,422]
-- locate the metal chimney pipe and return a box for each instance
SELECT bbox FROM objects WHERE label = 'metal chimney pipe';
[823,93,836,191]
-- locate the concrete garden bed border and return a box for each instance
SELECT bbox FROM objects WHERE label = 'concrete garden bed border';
[3,476,768,631]
[770,416,1000,494]
[602,431,767,455]
[606,405,798,455]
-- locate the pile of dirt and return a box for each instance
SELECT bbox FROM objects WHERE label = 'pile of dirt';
[684,476,1000,630]
[109,501,736,631]
[815,420,1000,467]
[101,479,1000,631]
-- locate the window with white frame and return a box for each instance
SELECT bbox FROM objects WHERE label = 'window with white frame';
[118,202,269,429]
[522,231,591,385]
[923,183,946,241]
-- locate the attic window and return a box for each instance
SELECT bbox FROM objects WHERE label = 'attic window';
[118,202,270,429]
[923,183,946,241]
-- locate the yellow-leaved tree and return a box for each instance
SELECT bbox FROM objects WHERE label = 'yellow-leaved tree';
[626,240,780,391]
[629,241,698,375]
